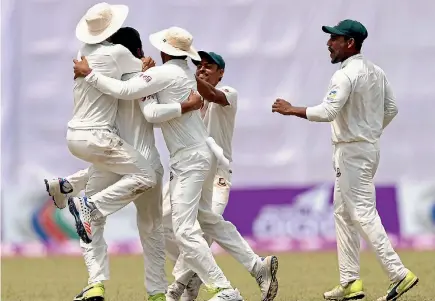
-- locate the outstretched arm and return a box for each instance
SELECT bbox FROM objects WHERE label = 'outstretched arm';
[272,70,352,122]
[74,57,172,100]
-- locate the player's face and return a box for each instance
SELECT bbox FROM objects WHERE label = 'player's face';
[327,34,353,64]
[196,59,223,86]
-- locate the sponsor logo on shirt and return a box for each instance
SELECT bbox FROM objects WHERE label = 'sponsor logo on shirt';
[327,90,337,102]
[140,74,152,82]
[141,94,157,102]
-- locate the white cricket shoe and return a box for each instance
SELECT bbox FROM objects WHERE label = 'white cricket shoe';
[44,178,73,209]
[166,281,186,301]
[253,256,279,301]
[180,273,203,301]
[68,196,96,244]
[208,288,243,301]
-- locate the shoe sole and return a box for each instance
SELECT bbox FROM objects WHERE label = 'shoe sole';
[263,255,279,301]
[44,179,66,209]
[389,277,419,301]
[324,292,365,301]
[74,297,104,301]
[68,198,92,244]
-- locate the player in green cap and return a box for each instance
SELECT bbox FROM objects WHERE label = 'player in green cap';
[163,51,279,301]
[272,19,418,301]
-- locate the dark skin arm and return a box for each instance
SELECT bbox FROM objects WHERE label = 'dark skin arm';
[180,90,203,114]
[272,98,308,119]
[195,75,229,106]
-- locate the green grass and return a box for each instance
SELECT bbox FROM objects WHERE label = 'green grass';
[2,251,433,301]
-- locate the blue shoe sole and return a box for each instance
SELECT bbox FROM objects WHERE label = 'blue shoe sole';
[68,198,92,244]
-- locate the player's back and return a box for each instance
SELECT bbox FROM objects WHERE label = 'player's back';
[156,60,209,156]
[116,73,161,170]
[333,55,387,144]
[68,42,140,131]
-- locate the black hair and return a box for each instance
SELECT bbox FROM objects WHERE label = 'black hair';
[170,55,188,60]
[110,27,144,59]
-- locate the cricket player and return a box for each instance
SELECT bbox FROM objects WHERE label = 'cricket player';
[46,27,203,301]
[272,19,418,301]
[73,26,278,301]
[66,2,158,244]
[163,52,278,301]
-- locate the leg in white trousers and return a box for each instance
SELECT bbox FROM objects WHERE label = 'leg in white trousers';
[333,142,408,285]
[67,129,157,216]
[170,150,259,287]
[164,169,234,284]
[66,166,167,295]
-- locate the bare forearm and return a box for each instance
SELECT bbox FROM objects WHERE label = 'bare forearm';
[196,76,214,99]
[288,107,308,119]
[196,76,228,106]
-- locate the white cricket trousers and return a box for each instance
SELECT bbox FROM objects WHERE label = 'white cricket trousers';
[66,167,167,296]
[169,144,257,288]
[163,168,233,284]
[66,128,157,216]
[333,141,408,286]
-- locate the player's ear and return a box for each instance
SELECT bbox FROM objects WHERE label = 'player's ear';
[218,68,224,82]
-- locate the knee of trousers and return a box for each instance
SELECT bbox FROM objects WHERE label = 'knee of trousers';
[129,173,157,193]
[346,206,378,227]
[173,225,203,252]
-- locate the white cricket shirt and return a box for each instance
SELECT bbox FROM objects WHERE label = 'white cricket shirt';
[306,54,398,144]
[84,59,209,156]
[68,42,143,131]
[202,86,238,163]
[115,73,161,170]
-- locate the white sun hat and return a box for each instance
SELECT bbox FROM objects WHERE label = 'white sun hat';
[76,2,129,44]
[149,27,201,61]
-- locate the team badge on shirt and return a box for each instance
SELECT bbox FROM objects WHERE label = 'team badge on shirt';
[217,177,227,187]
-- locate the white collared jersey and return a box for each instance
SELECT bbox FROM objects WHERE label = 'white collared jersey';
[84,59,209,156]
[68,42,143,131]
[306,54,398,144]
[202,86,238,163]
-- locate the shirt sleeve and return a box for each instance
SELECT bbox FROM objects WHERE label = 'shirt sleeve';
[84,67,173,100]
[306,70,352,122]
[138,94,182,123]
[112,44,143,75]
[382,76,398,129]
[220,86,238,108]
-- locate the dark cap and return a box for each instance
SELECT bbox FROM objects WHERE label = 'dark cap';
[193,51,225,69]
[322,19,368,42]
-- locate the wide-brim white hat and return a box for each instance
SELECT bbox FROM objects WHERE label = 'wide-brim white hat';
[149,27,201,61]
[76,2,129,44]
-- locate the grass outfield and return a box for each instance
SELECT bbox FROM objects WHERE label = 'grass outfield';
[2,251,432,301]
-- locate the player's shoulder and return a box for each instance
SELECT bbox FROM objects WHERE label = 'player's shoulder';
[218,85,238,96]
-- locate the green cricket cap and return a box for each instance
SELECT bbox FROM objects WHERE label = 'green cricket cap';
[322,19,368,42]
[193,51,225,69]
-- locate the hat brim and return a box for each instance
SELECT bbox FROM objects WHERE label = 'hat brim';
[192,51,212,65]
[149,29,201,61]
[322,25,347,36]
[76,5,129,44]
